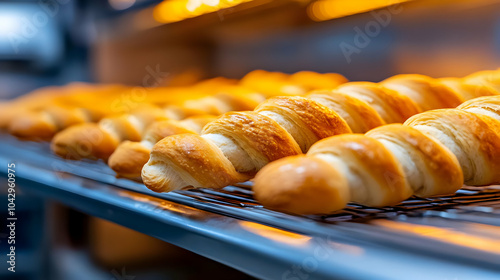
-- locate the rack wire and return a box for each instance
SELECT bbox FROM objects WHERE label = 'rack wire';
[4,133,500,226]
[3,133,500,278]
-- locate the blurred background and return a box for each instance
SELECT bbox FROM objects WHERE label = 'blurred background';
[1,0,500,101]
[1,0,500,279]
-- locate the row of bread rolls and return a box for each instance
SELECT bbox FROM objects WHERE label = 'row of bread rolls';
[51,86,264,161]
[1,70,346,142]
[240,70,348,96]
[108,115,217,179]
[140,71,497,193]
[0,83,125,132]
[253,94,500,214]
[106,71,349,178]
[48,70,348,163]
[5,78,237,140]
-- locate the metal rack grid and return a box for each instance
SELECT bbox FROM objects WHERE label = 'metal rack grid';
[2,133,500,279]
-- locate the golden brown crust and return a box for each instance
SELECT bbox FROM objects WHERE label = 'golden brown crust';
[253,155,350,215]
[475,114,500,182]
[51,123,120,160]
[143,120,197,144]
[464,69,500,93]
[99,115,143,142]
[307,91,385,133]
[8,111,57,140]
[240,70,307,96]
[214,87,265,111]
[308,134,413,206]
[7,106,91,140]
[382,74,464,111]
[108,141,151,178]
[129,106,170,126]
[457,95,500,121]
[366,124,463,196]
[289,71,348,90]
[405,109,500,185]
[45,106,89,129]
[144,134,249,191]
[440,77,497,101]
[0,108,29,129]
[255,96,351,148]
[109,117,208,178]
[180,115,217,131]
[202,111,302,164]
[335,82,421,123]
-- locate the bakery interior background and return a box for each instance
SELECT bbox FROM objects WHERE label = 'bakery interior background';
[1,0,499,101]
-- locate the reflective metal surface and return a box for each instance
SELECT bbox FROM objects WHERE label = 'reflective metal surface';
[1,133,500,280]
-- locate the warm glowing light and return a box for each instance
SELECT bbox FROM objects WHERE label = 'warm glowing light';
[153,0,255,24]
[375,220,500,254]
[239,221,312,246]
[109,0,136,10]
[308,0,413,21]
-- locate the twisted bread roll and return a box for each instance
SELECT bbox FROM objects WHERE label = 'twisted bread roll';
[463,69,500,93]
[8,105,104,140]
[5,77,236,140]
[142,75,467,192]
[381,74,464,111]
[253,95,500,215]
[5,85,146,140]
[440,77,497,101]
[51,87,265,161]
[51,104,169,160]
[457,95,500,121]
[240,70,348,96]
[289,71,349,90]
[108,115,217,178]
[142,96,349,192]
[0,83,124,131]
[405,109,500,185]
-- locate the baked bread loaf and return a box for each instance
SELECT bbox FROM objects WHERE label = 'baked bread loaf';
[463,69,500,93]
[253,95,500,215]
[141,74,469,193]
[381,74,464,111]
[0,83,124,131]
[2,76,237,140]
[240,70,348,96]
[456,95,500,121]
[440,77,497,101]
[51,104,170,160]
[108,115,217,179]
[8,105,104,140]
[51,87,265,160]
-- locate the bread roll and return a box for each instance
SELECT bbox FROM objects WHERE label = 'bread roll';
[51,87,265,160]
[253,95,500,215]
[142,76,458,193]
[108,115,216,178]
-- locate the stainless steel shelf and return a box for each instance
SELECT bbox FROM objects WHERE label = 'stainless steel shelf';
[1,133,500,280]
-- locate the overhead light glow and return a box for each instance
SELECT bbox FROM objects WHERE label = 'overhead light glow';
[153,0,255,24]
[308,0,413,21]
[0,13,22,37]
